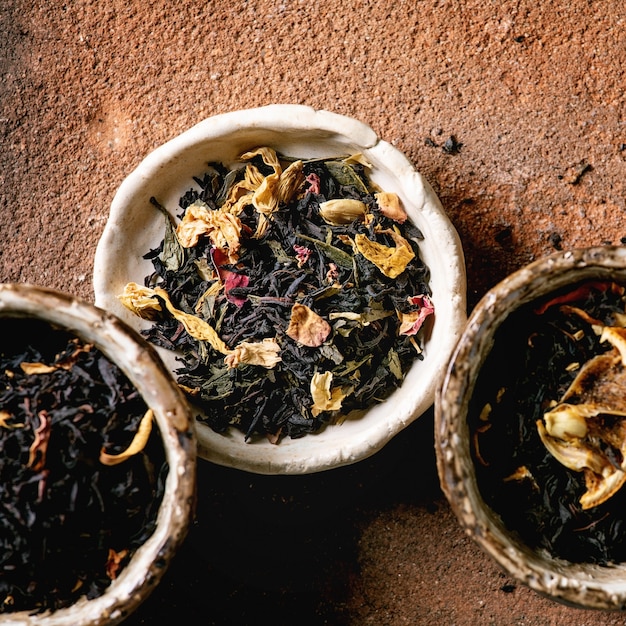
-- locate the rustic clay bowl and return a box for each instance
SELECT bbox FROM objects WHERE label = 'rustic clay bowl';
[93,104,467,475]
[436,246,626,610]
[0,284,195,625]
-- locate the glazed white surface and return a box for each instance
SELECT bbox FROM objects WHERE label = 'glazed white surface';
[93,104,467,474]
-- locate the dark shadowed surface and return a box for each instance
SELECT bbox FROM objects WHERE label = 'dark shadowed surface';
[2,1,626,624]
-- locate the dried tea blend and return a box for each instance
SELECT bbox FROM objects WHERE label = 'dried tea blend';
[470,281,626,565]
[0,318,167,613]
[121,148,433,442]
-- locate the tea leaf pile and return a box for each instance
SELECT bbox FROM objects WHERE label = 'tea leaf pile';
[0,319,166,612]
[133,150,432,442]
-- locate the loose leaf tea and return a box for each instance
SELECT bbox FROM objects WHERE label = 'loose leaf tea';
[470,281,626,564]
[0,318,166,613]
[121,147,433,442]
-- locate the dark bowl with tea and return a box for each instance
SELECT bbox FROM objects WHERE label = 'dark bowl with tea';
[0,284,196,625]
[436,246,626,610]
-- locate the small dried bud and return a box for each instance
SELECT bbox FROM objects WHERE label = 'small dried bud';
[318,199,367,226]
[544,405,589,440]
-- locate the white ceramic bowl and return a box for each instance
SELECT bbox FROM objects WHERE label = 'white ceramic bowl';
[436,246,626,610]
[0,284,195,625]
[94,104,466,475]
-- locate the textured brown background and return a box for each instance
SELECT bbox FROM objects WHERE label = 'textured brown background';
[2,1,626,624]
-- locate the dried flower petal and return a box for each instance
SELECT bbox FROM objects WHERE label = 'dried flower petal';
[100,409,153,466]
[539,324,626,509]
[176,200,243,263]
[375,192,407,223]
[0,410,21,429]
[154,287,231,355]
[600,326,626,365]
[397,295,435,336]
[293,244,312,267]
[20,362,58,375]
[223,271,249,307]
[534,281,621,315]
[220,178,256,214]
[286,303,331,347]
[118,282,163,320]
[240,146,281,170]
[224,338,282,369]
[277,160,305,204]
[105,548,129,580]
[343,152,373,169]
[354,228,415,278]
[28,411,51,471]
[305,172,321,194]
[310,371,348,417]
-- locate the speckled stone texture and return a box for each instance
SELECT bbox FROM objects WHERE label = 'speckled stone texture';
[2,1,626,624]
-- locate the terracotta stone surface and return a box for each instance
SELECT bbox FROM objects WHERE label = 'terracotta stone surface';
[2,1,626,624]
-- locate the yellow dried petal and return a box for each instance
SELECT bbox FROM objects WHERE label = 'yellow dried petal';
[354,228,415,278]
[375,192,407,223]
[20,362,58,375]
[543,404,590,439]
[251,171,281,216]
[239,148,306,237]
[118,282,163,320]
[244,163,266,188]
[536,419,605,474]
[581,465,626,510]
[318,199,367,226]
[343,153,373,169]
[176,200,243,262]
[600,326,626,366]
[224,337,282,369]
[100,409,153,466]
[220,179,256,214]
[277,160,305,205]
[0,410,22,429]
[559,351,626,415]
[154,287,231,355]
[240,147,282,171]
[310,371,347,417]
[286,303,331,348]
[538,327,626,509]
[194,281,223,314]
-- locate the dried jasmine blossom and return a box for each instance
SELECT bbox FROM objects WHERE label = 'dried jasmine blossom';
[0,318,167,613]
[470,281,626,564]
[121,148,433,443]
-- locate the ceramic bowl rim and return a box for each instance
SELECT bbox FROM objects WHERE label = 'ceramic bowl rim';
[0,283,196,625]
[94,104,467,475]
[436,246,626,610]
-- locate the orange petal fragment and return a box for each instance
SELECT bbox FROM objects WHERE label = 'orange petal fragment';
[286,303,331,348]
[354,229,415,279]
[375,192,407,223]
[100,409,154,466]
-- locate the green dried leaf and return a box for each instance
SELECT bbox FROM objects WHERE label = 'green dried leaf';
[296,233,353,269]
[216,168,241,206]
[386,348,403,380]
[266,239,293,264]
[319,342,344,365]
[150,197,185,272]
[324,161,369,194]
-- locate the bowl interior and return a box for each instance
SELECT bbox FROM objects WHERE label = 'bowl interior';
[0,284,195,625]
[94,104,467,475]
[436,246,626,610]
